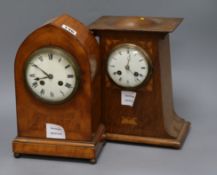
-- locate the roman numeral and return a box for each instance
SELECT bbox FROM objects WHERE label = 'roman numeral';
[32,82,38,88]
[31,63,37,68]
[65,65,70,69]
[127,48,130,54]
[50,92,54,97]
[29,74,35,78]
[60,90,65,96]
[38,56,43,62]
[67,74,74,78]
[135,78,140,82]
[48,53,53,60]
[58,58,62,62]
[141,67,146,69]
[65,83,72,88]
[40,89,45,96]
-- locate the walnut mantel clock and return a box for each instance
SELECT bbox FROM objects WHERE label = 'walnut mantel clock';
[89,16,190,148]
[12,14,105,163]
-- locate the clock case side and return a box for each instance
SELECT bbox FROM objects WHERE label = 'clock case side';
[158,34,190,148]
[13,14,105,162]
[89,16,190,148]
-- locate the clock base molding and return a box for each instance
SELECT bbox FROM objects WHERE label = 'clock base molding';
[105,121,190,149]
[12,125,105,163]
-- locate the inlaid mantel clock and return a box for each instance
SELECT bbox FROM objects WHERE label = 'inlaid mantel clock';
[89,16,190,148]
[12,14,105,163]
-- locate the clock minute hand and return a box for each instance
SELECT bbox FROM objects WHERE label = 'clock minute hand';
[125,54,131,70]
[31,63,49,76]
[30,63,53,79]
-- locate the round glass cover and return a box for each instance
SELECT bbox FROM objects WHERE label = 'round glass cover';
[107,43,151,88]
[25,47,80,103]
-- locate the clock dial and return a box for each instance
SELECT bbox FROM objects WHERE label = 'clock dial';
[25,47,79,103]
[107,44,151,88]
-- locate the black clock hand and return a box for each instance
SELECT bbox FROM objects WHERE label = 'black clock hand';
[30,63,53,79]
[124,58,133,75]
[30,63,49,76]
[126,67,141,82]
[125,56,130,71]
[34,76,49,81]
[126,68,134,75]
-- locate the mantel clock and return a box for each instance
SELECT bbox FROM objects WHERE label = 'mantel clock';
[12,14,105,163]
[89,16,190,148]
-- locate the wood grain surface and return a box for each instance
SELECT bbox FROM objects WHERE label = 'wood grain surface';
[13,14,105,162]
[89,16,190,148]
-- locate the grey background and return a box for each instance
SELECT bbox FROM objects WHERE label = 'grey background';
[0,0,216,174]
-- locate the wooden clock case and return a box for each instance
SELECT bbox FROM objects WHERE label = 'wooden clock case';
[12,14,105,163]
[89,16,190,148]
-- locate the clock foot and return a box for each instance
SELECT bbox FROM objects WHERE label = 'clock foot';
[14,153,21,158]
[90,159,97,164]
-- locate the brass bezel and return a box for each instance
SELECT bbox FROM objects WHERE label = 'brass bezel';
[106,43,152,89]
[24,47,80,104]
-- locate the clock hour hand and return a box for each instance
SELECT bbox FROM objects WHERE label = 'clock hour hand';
[34,76,49,81]
[30,63,53,79]
[124,63,134,75]
[126,67,141,82]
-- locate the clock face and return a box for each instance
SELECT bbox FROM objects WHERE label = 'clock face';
[25,47,79,103]
[107,43,151,88]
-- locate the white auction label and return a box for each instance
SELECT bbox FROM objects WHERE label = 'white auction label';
[61,24,77,36]
[121,91,137,107]
[46,123,66,139]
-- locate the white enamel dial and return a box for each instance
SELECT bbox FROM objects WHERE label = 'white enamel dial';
[25,47,79,103]
[107,44,151,88]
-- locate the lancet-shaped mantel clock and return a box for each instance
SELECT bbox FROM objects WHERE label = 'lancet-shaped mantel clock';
[12,14,105,163]
[89,16,190,148]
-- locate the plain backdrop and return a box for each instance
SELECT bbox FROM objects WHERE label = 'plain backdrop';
[0,0,217,175]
